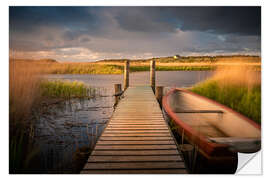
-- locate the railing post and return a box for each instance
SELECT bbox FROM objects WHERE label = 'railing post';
[124,60,129,90]
[150,60,156,92]
[114,84,122,105]
[155,86,163,106]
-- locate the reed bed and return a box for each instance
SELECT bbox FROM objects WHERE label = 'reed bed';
[9,60,43,173]
[191,66,261,123]
[12,58,261,75]
[9,60,100,173]
[9,60,42,129]
[40,80,96,99]
[11,60,123,74]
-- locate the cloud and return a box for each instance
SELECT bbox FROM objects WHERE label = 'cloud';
[109,7,261,35]
[166,7,261,36]
[9,7,261,61]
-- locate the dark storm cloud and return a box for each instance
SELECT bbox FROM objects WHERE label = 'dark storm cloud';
[167,7,261,36]
[113,7,260,35]
[112,7,176,33]
[9,6,260,36]
[9,7,99,33]
[9,6,261,61]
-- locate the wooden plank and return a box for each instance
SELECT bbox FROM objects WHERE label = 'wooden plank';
[95,145,177,150]
[110,121,165,123]
[88,155,183,162]
[112,115,163,116]
[81,169,187,174]
[115,112,161,113]
[109,122,166,124]
[83,162,185,170]
[100,136,173,141]
[105,130,169,134]
[106,126,168,131]
[97,140,175,145]
[111,118,164,120]
[91,150,180,156]
[112,117,164,119]
[108,125,167,127]
[102,133,171,137]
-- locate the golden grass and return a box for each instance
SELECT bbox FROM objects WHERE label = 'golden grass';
[191,65,261,123]
[212,66,261,88]
[96,59,261,71]
[11,56,261,75]
[11,60,123,74]
[9,60,42,127]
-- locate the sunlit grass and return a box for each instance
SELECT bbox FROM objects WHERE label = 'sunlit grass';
[48,63,123,74]
[12,57,261,75]
[191,66,261,123]
[11,60,123,74]
[129,65,214,72]
[40,80,96,99]
[9,60,42,173]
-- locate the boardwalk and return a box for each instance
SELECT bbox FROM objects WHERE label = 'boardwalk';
[81,86,187,174]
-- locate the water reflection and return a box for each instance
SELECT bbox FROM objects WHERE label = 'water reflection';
[33,90,114,173]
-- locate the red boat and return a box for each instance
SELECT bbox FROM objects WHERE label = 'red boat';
[162,88,261,173]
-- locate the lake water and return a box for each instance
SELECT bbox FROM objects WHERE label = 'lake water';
[46,71,213,88]
[33,71,213,173]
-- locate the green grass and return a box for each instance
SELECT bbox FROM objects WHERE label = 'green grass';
[40,80,96,99]
[191,80,261,124]
[49,64,123,74]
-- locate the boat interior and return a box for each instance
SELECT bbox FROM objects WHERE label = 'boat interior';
[167,90,261,152]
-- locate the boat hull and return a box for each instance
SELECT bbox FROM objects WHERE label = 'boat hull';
[162,88,261,173]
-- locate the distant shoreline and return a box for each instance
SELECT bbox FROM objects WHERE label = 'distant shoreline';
[10,55,261,75]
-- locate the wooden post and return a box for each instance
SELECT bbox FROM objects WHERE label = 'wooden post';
[150,60,156,92]
[155,86,163,106]
[114,84,122,105]
[180,144,195,172]
[124,60,129,90]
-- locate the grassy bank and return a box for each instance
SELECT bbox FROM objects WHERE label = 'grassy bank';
[191,67,261,123]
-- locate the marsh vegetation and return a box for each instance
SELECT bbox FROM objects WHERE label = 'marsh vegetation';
[191,66,261,123]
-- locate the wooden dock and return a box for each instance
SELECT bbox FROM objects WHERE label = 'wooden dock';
[81,86,187,174]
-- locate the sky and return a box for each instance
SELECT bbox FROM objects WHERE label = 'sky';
[9,6,261,62]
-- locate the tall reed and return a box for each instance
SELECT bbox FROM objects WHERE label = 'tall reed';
[9,60,43,173]
[9,60,42,129]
